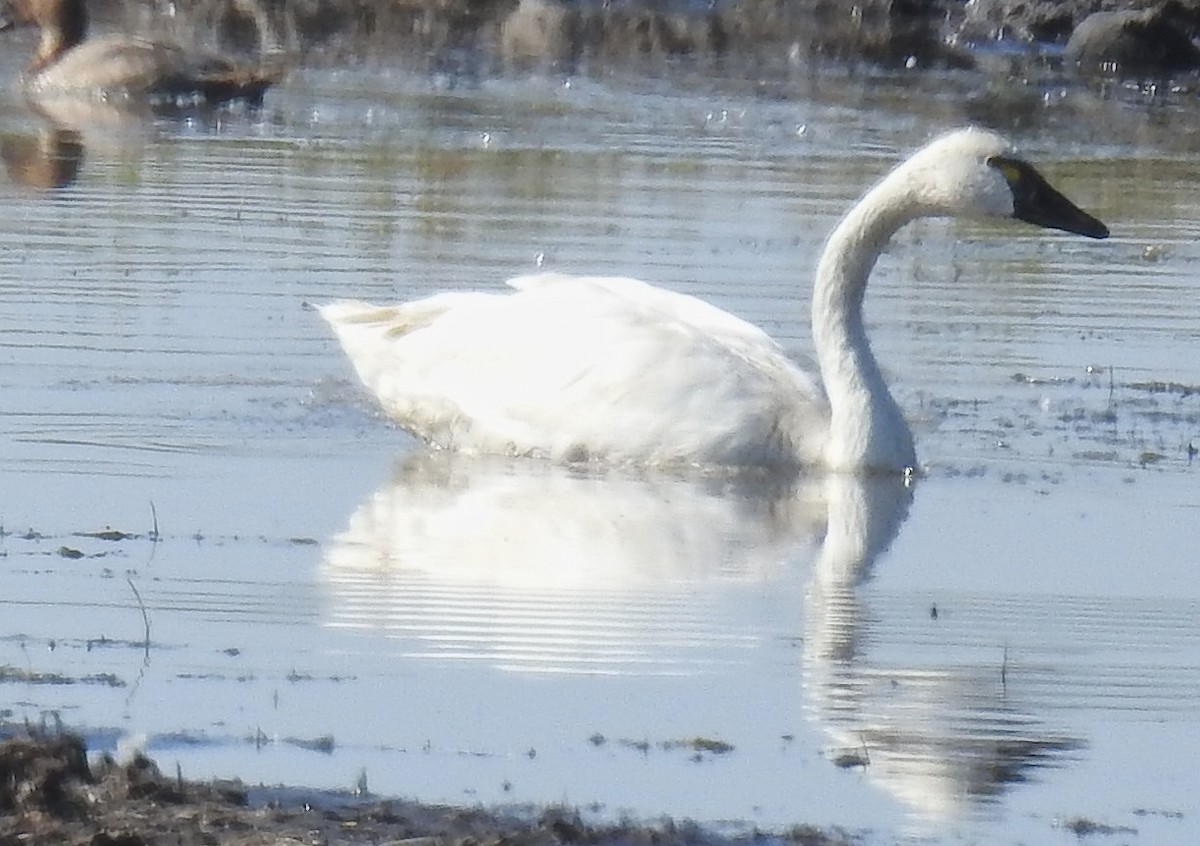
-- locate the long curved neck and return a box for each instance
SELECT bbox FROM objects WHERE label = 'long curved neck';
[812,173,918,473]
[30,0,87,73]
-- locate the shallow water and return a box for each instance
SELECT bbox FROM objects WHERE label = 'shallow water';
[0,43,1198,846]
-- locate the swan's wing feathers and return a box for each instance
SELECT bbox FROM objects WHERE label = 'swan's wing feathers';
[507,272,785,349]
[505,271,577,291]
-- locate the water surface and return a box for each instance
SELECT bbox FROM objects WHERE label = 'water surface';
[0,48,1198,846]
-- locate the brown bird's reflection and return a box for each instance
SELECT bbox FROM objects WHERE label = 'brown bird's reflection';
[1,123,82,188]
[1,96,160,190]
[322,454,1082,821]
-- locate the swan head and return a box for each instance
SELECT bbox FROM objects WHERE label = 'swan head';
[895,127,1109,239]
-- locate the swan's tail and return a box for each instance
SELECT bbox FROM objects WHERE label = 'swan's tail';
[318,300,405,333]
[318,296,471,341]
[317,295,485,418]
[319,296,502,447]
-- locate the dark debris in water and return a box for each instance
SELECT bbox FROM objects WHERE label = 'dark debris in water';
[75,528,140,542]
[284,734,337,755]
[1128,380,1200,397]
[1012,372,1076,387]
[1059,815,1139,837]
[0,524,328,556]
[0,665,125,688]
[829,749,869,770]
[85,636,151,653]
[0,732,860,846]
[1138,450,1166,467]
[147,730,222,749]
[665,736,734,756]
[606,735,734,761]
[994,366,1200,471]
[284,669,356,683]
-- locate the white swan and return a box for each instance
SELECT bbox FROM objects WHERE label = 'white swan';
[320,128,1108,473]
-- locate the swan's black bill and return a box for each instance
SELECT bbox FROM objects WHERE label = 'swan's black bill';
[989,155,1109,240]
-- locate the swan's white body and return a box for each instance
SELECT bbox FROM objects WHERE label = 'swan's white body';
[321,128,1107,473]
[321,273,826,466]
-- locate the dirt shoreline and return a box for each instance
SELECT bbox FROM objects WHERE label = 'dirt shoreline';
[0,733,856,846]
[91,0,1200,79]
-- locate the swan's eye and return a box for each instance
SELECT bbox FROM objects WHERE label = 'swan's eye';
[987,156,1025,186]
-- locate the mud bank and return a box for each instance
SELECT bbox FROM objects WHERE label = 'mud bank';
[92,0,1200,79]
[0,733,855,846]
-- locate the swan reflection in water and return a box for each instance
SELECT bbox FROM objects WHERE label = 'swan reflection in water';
[804,474,1082,823]
[322,454,1081,820]
[322,454,826,675]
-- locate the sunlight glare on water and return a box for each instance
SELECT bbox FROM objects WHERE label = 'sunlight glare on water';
[0,53,1198,846]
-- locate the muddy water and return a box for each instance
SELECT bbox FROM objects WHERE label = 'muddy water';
[0,46,1198,846]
